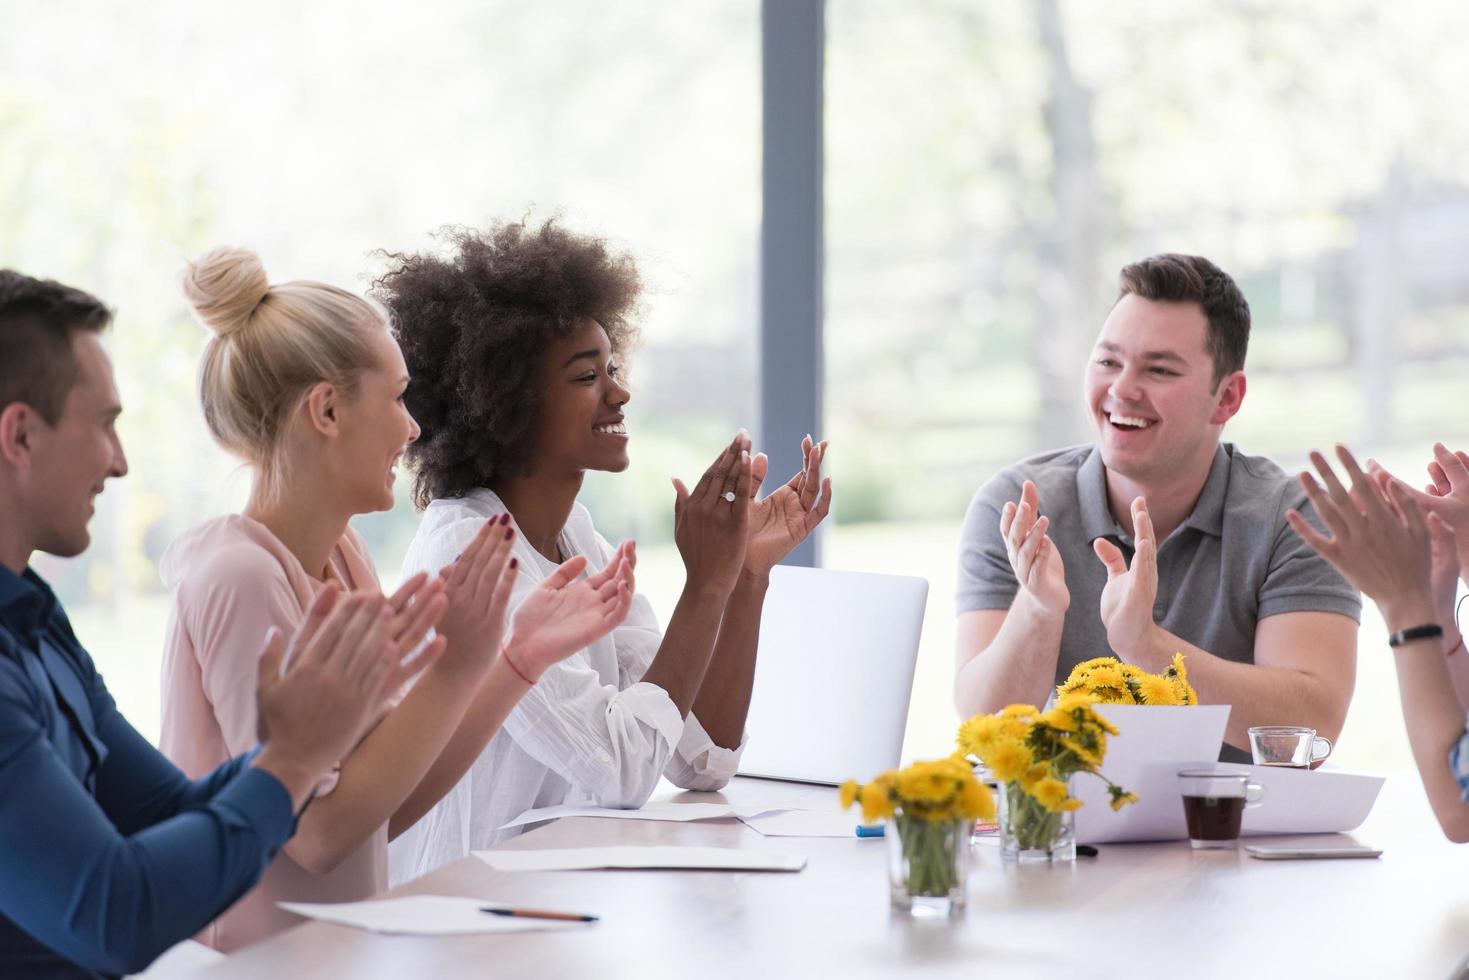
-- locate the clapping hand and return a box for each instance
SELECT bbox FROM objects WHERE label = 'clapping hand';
[433,514,519,680]
[1367,443,1469,590]
[256,576,447,747]
[742,434,832,577]
[1000,480,1069,616]
[1288,445,1450,626]
[505,540,637,681]
[672,432,753,598]
[1094,496,1158,660]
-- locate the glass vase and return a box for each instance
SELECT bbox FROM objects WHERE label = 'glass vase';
[998,778,1077,863]
[887,815,970,916]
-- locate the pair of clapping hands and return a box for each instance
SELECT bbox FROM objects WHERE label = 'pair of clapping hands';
[671,431,832,594]
[252,516,635,796]
[1001,481,1163,660]
[1286,443,1469,628]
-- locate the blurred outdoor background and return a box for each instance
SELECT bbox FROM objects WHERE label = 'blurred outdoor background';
[3,0,1468,768]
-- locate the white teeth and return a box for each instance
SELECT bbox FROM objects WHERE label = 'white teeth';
[594,423,627,435]
[1109,413,1153,429]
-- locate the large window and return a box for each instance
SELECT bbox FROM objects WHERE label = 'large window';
[1,0,758,742]
[826,0,1469,767]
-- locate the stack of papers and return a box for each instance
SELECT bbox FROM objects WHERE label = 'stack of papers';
[502,800,859,838]
[501,800,783,829]
[475,846,807,872]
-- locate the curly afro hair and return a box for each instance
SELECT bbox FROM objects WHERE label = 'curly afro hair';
[372,220,642,509]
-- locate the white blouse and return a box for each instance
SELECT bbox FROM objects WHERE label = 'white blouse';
[387,488,747,885]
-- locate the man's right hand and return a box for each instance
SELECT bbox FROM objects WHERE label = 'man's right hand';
[1000,480,1069,617]
[252,588,407,807]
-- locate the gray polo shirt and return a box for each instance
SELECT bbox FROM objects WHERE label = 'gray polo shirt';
[957,443,1361,761]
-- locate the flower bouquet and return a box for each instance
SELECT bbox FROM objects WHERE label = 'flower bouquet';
[840,757,995,915]
[958,694,1138,863]
[1056,653,1198,706]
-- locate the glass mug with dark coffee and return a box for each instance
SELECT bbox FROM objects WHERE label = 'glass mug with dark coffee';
[1177,769,1266,849]
[1247,725,1333,769]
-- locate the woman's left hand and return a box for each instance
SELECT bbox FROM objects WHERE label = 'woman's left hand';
[742,435,832,577]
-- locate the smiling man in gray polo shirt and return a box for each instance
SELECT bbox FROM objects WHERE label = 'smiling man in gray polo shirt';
[954,254,1361,761]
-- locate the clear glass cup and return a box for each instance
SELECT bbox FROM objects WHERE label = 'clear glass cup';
[888,816,970,917]
[1177,768,1265,849]
[1247,725,1333,769]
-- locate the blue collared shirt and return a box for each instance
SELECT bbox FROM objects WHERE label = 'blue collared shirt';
[0,566,296,979]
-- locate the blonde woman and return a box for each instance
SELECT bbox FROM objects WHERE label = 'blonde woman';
[159,247,634,951]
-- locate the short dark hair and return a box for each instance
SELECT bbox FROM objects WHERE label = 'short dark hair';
[0,270,112,423]
[1116,254,1250,386]
[372,221,642,508]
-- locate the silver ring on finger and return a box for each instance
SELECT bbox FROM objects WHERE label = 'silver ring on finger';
[722,490,737,503]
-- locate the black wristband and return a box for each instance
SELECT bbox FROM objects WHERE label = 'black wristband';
[1388,624,1444,648]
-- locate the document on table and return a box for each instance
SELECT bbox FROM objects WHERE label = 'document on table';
[500,800,792,829]
[475,845,807,872]
[737,809,861,837]
[1073,704,1231,844]
[278,895,591,935]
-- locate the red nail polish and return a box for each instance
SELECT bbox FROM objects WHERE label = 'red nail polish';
[504,527,513,540]
[509,557,518,569]
[500,513,511,526]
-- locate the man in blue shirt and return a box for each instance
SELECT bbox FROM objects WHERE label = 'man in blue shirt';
[0,270,423,978]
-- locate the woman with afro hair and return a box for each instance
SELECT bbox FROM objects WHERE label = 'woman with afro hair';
[374,220,830,882]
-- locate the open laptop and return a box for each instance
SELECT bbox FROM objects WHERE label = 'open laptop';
[736,565,928,786]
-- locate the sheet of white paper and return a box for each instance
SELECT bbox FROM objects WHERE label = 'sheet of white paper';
[277,895,587,936]
[126,939,223,978]
[1241,765,1384,836]
[475,845,807,872]
[738,809,859,837]
[1073,704,1231,844]
[500,800,788,830]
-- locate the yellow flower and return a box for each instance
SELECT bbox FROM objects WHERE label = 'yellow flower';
[898,762,954,805]
[957,713,1003,757]
[1042,704,1080,732]
[1072,656,1124,675]
[839,779,859,810]
[959,777,998,822]
[1018,760,1050,792]
[860,781,895,824]
[1108,785,1140,811]
[1164,653,1199,704]
[1031,777,1074,813]
[983,735,1034,782]
[1169,652,1189,683]
[1135,673,1178,706]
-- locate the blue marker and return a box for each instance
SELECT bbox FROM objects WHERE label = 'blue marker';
[855,824,885,838]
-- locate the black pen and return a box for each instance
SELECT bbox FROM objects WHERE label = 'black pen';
[480,906,599,923]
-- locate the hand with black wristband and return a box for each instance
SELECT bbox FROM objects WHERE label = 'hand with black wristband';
[1286,443,1469,842]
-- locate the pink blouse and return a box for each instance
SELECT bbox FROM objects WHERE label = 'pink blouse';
[159,515,383,953]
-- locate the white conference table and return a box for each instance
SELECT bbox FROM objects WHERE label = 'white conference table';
[200,773,1469,979]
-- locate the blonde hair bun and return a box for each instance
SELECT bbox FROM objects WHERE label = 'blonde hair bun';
[184,246,270,338]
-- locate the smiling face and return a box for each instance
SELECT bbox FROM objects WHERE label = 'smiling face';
[22,332,129,558]
[526,318,631,477]
[1084,293,1245,485]
[331,329,421,513]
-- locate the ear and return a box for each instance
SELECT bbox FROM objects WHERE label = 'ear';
[1209,371,1246,425]
[0,403,37,469]
[300,382,341,438]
